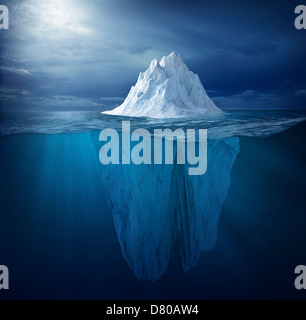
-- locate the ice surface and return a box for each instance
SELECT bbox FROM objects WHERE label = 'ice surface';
[103,52,222,118]
[101,136,240,280]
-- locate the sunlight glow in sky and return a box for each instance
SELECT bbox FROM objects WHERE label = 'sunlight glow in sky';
[36,0,90,34]
[20,0,91,38]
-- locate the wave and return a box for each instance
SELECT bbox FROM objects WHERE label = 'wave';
[1,110,306,140]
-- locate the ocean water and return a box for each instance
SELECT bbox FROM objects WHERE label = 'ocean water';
[1,110,306,139]
[1,110,306,299]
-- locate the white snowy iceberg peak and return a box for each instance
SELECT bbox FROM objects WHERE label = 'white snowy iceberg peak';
[103,52,222,118]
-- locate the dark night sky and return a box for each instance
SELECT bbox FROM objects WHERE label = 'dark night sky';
[0,0,306,111]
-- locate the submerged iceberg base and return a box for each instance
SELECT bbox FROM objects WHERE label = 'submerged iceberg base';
[101,137,240,281]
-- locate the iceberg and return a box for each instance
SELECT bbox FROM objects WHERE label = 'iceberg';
[103,52,222,118]
[101,136,240,281]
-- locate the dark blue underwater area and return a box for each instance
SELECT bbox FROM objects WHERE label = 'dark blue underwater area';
[1,111,306,299]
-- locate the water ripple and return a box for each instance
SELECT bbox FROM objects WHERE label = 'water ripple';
[1,110,306,140]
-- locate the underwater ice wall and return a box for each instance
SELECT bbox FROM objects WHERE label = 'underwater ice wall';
[172,138,240,273]
[101,137,240,281]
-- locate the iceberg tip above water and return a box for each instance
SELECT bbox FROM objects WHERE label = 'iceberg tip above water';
[102,52,222,118]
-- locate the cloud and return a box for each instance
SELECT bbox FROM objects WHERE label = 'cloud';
[0,87,29,99]
[295,89,306,97]
[213,90,290,110]
[0,66,33,75]
[99,97,125,102]
[0,90,122,111]
[229,41,278,57]
[37,95,105,109]
[127,44,153,55]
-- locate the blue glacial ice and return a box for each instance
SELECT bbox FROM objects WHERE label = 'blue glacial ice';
[101,137,240,281]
